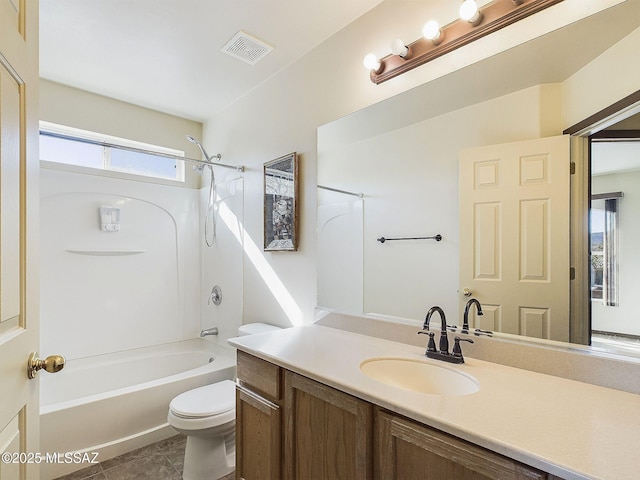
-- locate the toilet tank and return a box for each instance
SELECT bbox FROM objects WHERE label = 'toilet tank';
[237,323,281,336]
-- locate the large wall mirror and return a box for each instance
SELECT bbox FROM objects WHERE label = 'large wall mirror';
[317,1,640,358]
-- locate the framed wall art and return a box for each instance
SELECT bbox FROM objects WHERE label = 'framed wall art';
[264,152,298,251]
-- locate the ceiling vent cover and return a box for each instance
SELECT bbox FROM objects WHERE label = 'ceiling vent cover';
[222,31,273,65]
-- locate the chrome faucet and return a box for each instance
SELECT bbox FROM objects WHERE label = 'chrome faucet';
[200,327,219,337]
[463,298,483,333]
[418,306,473,364]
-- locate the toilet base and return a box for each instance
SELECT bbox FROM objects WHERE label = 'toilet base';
[182,433,235,480]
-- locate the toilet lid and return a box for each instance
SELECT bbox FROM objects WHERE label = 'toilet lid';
[170,379,235,418]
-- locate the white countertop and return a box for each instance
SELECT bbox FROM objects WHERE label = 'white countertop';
[228,324,640,480]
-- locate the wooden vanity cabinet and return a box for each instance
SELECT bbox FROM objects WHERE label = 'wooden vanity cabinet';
[236,353,374,480]
[235,351,283,480]
[375,409,550,480]
[236,352,560,480]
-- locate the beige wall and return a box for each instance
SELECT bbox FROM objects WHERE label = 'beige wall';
[562,26,640,129]
[203,0,624,327]
[39,79,203,188]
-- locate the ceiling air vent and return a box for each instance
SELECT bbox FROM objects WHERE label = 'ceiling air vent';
[221,31,273,65]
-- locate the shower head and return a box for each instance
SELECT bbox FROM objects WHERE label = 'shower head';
[186,135,213,162]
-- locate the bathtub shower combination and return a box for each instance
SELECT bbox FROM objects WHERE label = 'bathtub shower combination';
[38,137,246,479]
[39,339,236,480]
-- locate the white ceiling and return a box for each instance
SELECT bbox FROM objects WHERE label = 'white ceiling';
[39,0,383,123]
[592,142,640,176]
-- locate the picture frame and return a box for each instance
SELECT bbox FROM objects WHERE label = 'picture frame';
[264,152,299,251]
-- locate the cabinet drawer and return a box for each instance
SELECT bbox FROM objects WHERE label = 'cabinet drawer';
[237,350,282,401]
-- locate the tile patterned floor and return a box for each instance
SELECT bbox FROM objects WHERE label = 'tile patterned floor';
[54,435,234,480]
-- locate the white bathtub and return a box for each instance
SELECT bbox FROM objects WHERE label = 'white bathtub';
[40,339,236,479]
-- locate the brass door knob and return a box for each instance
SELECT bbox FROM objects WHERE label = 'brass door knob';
[27,352,65,379]
[462,287,472,297]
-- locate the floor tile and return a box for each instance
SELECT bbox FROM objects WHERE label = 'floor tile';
[155,435,186,472]
[53,464,103,480]
[84,474,108,480]
[53,435,235,480]
[99,443,159,471]
[102,453,180,480]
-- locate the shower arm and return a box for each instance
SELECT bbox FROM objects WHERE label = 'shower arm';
[187,135,243,172]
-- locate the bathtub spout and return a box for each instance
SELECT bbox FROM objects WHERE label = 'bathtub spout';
[200,327,219,337]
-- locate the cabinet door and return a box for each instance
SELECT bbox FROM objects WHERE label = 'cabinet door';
[376,410,548,480]
[236,385,282,480]
[284,371,373,480]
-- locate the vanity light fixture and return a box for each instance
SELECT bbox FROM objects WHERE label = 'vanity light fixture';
[422,20,443,45]
[367,0,563,85]
[363,53,383,74]
[459,0,482,25]
[390,39,410,58]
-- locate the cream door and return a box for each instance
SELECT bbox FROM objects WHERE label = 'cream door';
[459,136,570,342]
[0,1,41,479]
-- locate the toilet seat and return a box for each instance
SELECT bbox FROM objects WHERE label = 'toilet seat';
[170,379,235,419]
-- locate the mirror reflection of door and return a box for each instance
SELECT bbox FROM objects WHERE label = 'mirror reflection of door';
[458,135,571,342]
[590,125,640,353]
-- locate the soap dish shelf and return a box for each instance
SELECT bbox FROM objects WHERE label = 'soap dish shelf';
[65,250,145,256]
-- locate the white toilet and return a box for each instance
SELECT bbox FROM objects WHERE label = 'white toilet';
[168,323,281,480]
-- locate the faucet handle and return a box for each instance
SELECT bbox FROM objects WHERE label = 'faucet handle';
[473,328,493,337]
[208,285,222,306]
[418,331,437,353]
[452,336,474,360]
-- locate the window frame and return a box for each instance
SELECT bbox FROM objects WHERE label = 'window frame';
[39,121,186,183]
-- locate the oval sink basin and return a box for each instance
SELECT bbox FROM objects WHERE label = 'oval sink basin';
[360,357,479,396]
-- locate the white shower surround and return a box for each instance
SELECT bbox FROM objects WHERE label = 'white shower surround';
[38,165,249,478]
[39,167,201,359]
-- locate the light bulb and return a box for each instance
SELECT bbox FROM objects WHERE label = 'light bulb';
[422,20,442,43]
[459,0,481,24]
[390,39,409,58]
[363,53,381,72]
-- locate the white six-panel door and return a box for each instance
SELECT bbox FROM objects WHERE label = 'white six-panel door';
[0,1,40,479]
[459,136,570,342]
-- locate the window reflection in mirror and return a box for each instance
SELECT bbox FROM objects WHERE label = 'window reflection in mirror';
[589,196,620,305]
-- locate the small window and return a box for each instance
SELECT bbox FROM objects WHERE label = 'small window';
[590,193,622,306]
[39,122,185,182]
[40,134,104,168]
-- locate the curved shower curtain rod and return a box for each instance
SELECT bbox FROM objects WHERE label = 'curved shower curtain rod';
[40,131,245,172]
